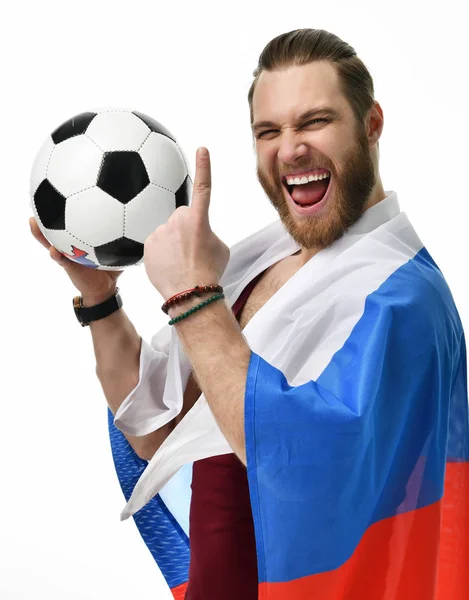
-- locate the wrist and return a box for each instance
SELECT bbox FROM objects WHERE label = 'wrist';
[74,287,122,327]
[167,295,202,319]
[81,288,117,308]
[167,293,229,328]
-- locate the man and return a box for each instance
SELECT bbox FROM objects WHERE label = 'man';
[32,29,469,600]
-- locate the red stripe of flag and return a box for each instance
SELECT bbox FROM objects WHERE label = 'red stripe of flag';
[258,462,469,600]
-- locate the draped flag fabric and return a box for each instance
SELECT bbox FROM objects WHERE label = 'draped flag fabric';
[108,191,469,599]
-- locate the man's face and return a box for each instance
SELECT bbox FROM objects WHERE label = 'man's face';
[252,61,376,251]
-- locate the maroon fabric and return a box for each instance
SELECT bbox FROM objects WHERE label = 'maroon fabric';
[185,271,265,600]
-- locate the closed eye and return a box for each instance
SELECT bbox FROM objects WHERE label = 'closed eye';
[256,118,331,139]
[256,130,276,139]
[303,118,330,128]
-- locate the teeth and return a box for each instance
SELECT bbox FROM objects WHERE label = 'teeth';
[286,172,330,186]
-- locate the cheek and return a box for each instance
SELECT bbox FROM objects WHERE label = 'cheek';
[256,144,274,169]
[314,128,353,161]
[314,135,339,160]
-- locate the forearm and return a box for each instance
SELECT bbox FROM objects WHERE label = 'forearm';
[84,296,171,458]
[89,307,142,411]
[170,296,251,464]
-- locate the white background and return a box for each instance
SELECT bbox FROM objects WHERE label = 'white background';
[1,0,468,598]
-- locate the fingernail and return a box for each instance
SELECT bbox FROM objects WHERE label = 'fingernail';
[198,147,208,158]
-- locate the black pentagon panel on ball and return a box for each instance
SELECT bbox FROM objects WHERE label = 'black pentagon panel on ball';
[51,112,98,144]
[95,237,144,267]
[132,111,176,142]
[175,174,192,209]
[34,179,66,230]
[97,151,150,204]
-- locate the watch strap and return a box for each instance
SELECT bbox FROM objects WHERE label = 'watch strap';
[73,288,123,327]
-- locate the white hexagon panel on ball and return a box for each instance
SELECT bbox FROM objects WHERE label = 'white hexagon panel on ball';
[125,185,176,243]
[86,111,150,152]
[139,133,188,192]
[66,187,124,248]
[47,135,104,198]
[41,228,101,269]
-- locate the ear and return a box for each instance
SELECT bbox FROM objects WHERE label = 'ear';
[366,101,384,148]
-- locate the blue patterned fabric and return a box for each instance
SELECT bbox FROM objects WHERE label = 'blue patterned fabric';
[108,408,190,588]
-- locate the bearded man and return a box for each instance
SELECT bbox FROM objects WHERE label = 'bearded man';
[31,28,469,600]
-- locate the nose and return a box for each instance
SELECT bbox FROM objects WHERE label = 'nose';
[277,131,310,165]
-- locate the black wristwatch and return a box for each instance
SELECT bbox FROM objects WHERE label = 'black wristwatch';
[73,288,123,327]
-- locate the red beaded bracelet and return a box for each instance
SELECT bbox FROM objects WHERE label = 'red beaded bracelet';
[161,284,223,314]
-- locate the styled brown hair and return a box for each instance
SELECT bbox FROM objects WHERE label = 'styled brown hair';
[248,29,375,127]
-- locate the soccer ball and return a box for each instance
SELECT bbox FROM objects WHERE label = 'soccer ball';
[30,108,192,270]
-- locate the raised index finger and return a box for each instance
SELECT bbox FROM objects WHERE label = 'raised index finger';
[190,147,211,224]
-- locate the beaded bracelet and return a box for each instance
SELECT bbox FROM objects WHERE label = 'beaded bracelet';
[162,285,223,314]
[168,293,225,325]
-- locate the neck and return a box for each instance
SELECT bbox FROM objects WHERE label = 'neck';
[364,177,386,212]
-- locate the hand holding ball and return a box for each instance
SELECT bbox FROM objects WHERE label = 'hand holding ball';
[30,109,192,270]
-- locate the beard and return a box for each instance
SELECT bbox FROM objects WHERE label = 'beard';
[256,127,376,250]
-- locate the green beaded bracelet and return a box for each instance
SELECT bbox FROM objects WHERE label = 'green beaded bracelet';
[168,292,225,325]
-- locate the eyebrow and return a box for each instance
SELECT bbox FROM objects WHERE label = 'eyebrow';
[251,107,340,133]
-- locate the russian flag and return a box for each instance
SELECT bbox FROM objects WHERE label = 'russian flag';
[109,243,468,599]
[244,246,469,599]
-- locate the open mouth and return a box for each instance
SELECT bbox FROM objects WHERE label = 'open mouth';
[284,171,331,207]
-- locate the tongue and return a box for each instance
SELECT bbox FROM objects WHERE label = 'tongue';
[291,179,329,205]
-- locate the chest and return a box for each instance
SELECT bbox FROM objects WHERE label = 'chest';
[236,259,299,330]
